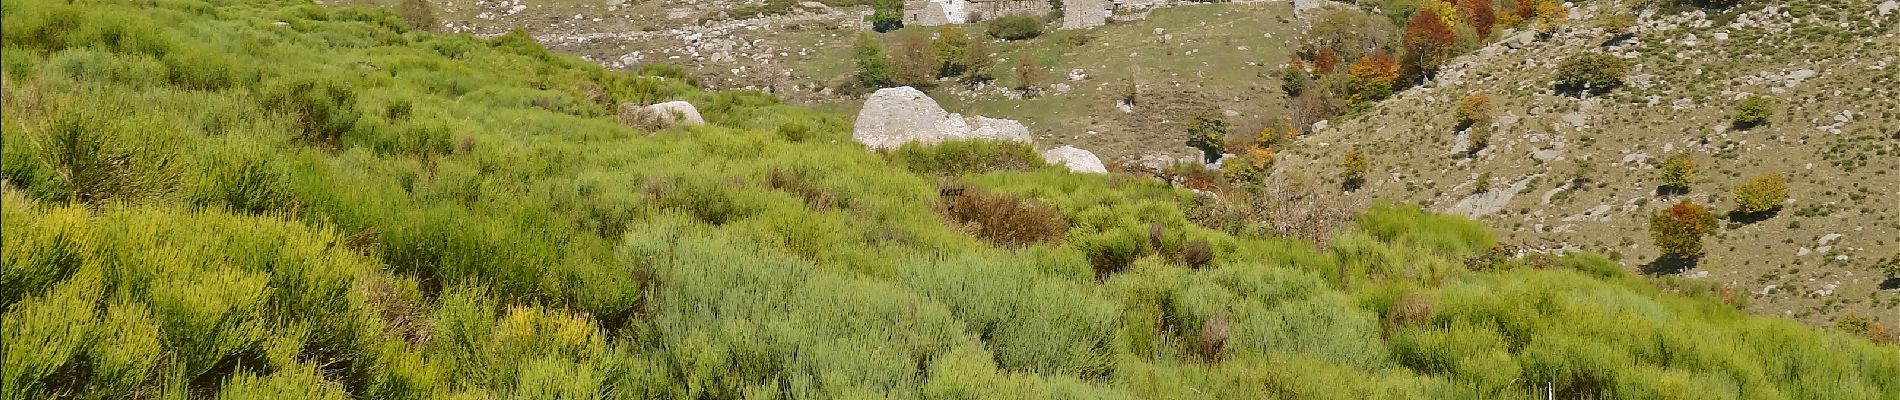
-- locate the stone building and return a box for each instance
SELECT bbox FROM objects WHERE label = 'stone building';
[904,0,1052,26]
[1061,0,1107,29]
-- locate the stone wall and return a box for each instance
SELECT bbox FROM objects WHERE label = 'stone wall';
[967,0,1050,21]
[1061,0,1107,29]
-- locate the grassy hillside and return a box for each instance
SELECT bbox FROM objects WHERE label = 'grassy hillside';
[1279,0,1900,328]
[2,0,1898,399]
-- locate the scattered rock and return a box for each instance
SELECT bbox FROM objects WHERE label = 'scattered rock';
[1043,145,1108,174]
[1881,1,1898,16]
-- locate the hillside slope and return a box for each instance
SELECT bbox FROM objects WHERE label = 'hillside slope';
[1279,0,1900,327]
[2,0,1898,399]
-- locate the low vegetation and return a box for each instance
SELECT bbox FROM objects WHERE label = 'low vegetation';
[3,0,1896,399]
[986,15,1045,41]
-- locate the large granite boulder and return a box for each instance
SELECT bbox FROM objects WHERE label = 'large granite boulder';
[1043,145,1107,174]
[853,87,1032,150]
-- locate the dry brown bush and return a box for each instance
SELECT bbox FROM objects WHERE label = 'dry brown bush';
[937,185,1068,247]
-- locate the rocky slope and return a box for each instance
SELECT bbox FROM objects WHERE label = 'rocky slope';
[1278,0,1900,326]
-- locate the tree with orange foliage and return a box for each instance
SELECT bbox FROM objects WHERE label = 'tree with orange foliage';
[1533,0,1568,34]
[1459,0,1497,38]
[1649,199,1717,258]
[1402,8,1457,78]
[1346,51,1400,105]
[1314,48,1338,75]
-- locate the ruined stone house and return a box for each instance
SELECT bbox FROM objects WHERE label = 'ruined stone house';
[903,0,1052,26]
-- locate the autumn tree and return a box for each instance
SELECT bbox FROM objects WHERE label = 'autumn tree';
[1453,92,1492,129]
[1346,51,1400,106]
[1533,0,1568,34]
[1732,173,1787,215]
[1458,0,1497,38]
[892,33,939,87]
[1402,8,1457,78]
[1341,148,1369,189]
[1660,153,1694,192]
[1313,48,1339,74]
[1649,199,1716,259]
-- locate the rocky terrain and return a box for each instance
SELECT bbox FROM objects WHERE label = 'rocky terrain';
[1279,0,1900,326]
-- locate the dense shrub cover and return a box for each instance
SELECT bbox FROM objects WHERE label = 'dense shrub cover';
[2,1,1897,399]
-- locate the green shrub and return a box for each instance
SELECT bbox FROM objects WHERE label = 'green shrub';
[1554,53,1627,94]
[263,76,362,148]
[891,139,1043,175]
[1186,112,1227,163]
[1731,173,1787,215]
[1732,95,1772,129]
[29,106,181,206]
[986,15,1044,41]
[1660,153,1694,191]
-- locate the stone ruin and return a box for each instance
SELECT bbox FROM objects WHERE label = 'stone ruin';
[903,0,1054,27]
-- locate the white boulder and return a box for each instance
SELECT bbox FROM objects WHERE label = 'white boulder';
[1043,145,1108,174]
[644,101,705,126]
[853,87,1032,150]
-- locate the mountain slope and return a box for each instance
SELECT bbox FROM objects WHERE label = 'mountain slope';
[1279,0,1900,327]
[1,0,1897,399]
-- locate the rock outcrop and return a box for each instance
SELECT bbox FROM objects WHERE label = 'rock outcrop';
[853,87,1032,150]
[1043,145,1108,174]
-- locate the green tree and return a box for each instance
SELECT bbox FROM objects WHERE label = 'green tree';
[869,0,903,32]
[1732,96,1772,129]
[961,35,994,83]
[1554,53,1626,95]
[1186,112,1227,163]
[933,26,972,78]
[1732,173,1787,215]
[1649,199,1716,258]
[1660,153,1694,192]
[853,33,893,88]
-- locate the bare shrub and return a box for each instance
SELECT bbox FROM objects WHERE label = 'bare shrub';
[937,185,1068,247]
[764,168,837,210]
[1195,313,1231,362]
[1260,173,1364,246]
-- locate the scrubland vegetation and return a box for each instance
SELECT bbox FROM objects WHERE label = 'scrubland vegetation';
[3,0,1898,399]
